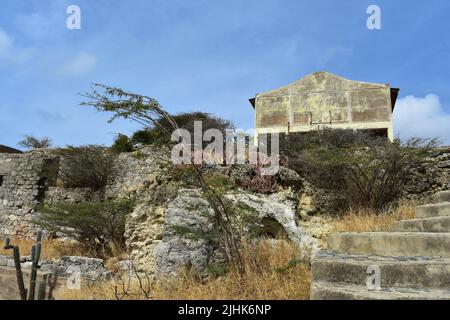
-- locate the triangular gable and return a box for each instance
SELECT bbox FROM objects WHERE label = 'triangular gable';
[257,71,388,97]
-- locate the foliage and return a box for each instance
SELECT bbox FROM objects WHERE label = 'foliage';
[35,199,135,257]
[131,111,233,146]
[111,134,135,153]
[18,135,52,149]
[280,129,382,177]
[281,129,438,211]
[57,145,114,189]
[109,111,234,153]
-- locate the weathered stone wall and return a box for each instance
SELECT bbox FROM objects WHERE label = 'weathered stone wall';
[403,147,450,200]
[0,147,162,238]
[0,151,59,237]
[105,148,162,198]
[0,256,110,300]
[44,187,104,204]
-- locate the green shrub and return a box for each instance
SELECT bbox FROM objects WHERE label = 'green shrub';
[131,111,234,147]
[35,199,135,257]
[281,129,437,211]
[57,145,114,189]
[111,134,135,153]
[130,129,156,145]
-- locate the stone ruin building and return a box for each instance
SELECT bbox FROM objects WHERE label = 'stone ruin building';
[0,149,60,237]
[249,71,399,143]
[0,145,155,238]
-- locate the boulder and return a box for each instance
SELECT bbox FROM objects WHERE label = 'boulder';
[52,256,110,280]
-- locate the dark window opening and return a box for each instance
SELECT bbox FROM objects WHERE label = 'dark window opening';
[36,177,48,202]
[41,159,60,187]
[261,217,288,239]
[0,175,4,187]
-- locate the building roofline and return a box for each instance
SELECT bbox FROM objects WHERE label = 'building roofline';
[390,88,400,112]
[0,145,23,154]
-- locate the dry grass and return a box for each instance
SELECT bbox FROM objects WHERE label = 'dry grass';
[58,240,311,300]
[0,238,88,260]
[329,202,416,233]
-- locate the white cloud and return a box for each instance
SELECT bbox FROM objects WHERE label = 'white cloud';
[0,29,35,67]
[15,12,61,39]
[393,94,450,144]
[318,45,353,67]
[59,52,97,76]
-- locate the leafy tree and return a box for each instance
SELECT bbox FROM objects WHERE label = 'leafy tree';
[18,135,52,149]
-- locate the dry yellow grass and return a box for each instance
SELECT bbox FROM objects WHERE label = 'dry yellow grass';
[329,203,416,233]
[0,238,87,260]
[58,240,311,300]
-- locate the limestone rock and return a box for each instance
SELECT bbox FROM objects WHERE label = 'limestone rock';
[52,256,110,280]
[145,188,318,278]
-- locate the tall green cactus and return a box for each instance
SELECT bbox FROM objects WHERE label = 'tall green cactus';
[2,231,57,300]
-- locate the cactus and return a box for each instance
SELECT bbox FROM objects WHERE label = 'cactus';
[2,231,55,300]
[37,274,48,300]
[28,231,42,300]
[3,238,27,300]
[37,273,58,300]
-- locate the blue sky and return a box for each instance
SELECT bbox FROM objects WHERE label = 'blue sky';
[1,0,450,148]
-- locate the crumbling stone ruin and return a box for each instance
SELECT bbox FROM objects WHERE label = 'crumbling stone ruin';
[0,147,318,277]
[0,151,59,237]
[1,143,450,281]
[0,148,157,238]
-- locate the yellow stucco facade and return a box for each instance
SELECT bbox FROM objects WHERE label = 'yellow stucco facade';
[250,71,399,144]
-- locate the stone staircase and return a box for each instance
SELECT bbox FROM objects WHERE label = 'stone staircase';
[311,191,450,300]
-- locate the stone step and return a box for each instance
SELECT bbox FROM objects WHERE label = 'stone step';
[435,191,450,203]
[327,232,450,258]
[311,281,450,300]
[415,202,450,218]
[312,251,450,289]
[393,216,450,233]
